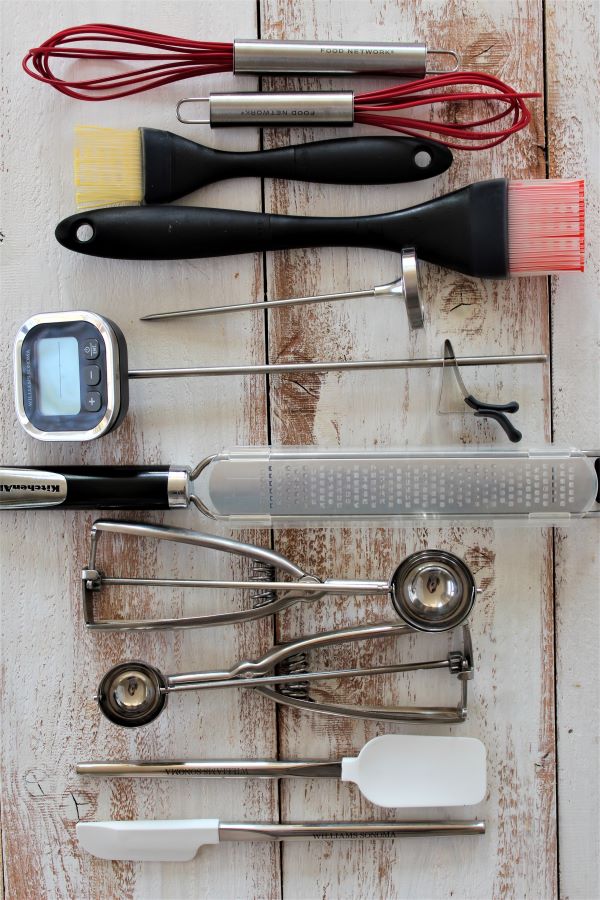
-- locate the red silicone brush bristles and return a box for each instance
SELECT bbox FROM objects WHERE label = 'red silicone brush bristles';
[508,179,585,274]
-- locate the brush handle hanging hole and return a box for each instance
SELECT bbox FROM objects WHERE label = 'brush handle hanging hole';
[413,150,432,169]
[76,223,94,243]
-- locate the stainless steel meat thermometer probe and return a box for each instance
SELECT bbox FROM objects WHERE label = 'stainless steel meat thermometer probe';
[142,247,424,328]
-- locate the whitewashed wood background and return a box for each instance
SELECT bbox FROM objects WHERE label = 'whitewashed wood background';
[0,1,598,898]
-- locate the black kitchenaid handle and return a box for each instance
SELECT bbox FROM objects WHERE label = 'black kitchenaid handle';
[55,180,509,277]
[0,466,174,510]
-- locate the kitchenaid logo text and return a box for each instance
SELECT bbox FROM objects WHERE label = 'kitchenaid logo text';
[1,482,61,493]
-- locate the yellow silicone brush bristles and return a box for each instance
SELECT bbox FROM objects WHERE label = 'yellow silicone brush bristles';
[74,126,143,210]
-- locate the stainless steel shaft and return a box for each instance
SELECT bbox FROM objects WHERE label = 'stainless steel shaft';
[141,287,375,321]
[165,658,448,693]
[128,354,547,380]
[218,820,486,841]
[77,759,342,778]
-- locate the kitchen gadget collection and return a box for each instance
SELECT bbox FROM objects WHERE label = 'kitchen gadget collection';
[7,14,593,864]
[23,26,537,148]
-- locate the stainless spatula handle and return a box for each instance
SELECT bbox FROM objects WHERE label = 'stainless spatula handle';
[77,759,342,778]
[218,820,486,841]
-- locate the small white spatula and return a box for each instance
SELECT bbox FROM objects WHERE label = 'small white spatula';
[77,817,486,862]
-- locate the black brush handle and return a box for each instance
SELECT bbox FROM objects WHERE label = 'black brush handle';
[142,130,453,202]
[0,466,177,510]
[55,179,509,277]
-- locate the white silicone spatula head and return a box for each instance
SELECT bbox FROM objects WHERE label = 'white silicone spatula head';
[76,818,220,861]
[341,734,486,807]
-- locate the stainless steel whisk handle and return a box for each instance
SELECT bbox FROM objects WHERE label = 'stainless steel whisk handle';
[232,39,459,77]
[177,92,355,126]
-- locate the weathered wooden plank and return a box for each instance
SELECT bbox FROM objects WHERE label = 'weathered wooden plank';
[545,3,600,898]
[260,0,556,897]
[0,2,280,898]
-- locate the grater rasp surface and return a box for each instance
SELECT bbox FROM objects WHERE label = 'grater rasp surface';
[206,449,599,521]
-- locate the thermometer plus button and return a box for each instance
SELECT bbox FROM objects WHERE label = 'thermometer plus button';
[84,365,101,386]
[82,339,100,360]
[85,392,102,412]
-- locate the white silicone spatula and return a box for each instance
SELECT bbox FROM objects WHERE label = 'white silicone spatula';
[341,734,486,806]
[77,733,486,808]
[76,818,486,862]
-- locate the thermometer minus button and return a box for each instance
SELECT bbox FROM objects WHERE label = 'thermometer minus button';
[84,365,101,386]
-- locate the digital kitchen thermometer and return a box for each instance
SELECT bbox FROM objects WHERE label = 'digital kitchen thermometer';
[13,310,546,442]
[14,311,130,442]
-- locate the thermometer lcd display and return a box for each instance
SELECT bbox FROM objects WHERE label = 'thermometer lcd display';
[37,337,81,415]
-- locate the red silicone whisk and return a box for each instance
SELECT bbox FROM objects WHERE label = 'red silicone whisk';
[354,73,538,150]
[23,23,540,149]
[23,24,234,99]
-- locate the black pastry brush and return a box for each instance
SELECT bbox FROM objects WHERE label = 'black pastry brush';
[56,178,585,277]
[73,126,452,208]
